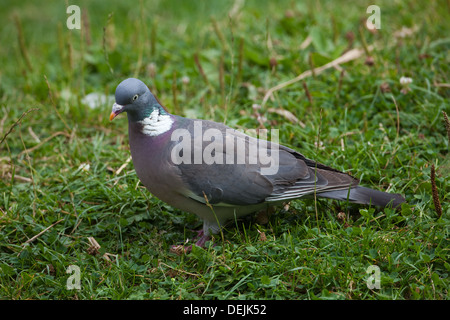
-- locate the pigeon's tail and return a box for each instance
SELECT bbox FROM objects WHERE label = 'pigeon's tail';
[318,186,405,208]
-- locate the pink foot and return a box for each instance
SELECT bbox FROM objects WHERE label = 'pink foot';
[170,230,211,254]
[194,233,211,247]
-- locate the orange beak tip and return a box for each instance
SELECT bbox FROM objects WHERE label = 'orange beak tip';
[109,112,116,121]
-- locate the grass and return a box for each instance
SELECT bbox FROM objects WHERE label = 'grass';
[0,0,449,300]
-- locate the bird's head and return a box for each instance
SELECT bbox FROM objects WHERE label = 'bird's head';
[110,78,165,122]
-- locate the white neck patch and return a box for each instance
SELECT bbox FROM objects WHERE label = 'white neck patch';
[138,109,173,136]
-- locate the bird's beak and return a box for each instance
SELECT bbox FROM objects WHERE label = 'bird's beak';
[110,103,124,121]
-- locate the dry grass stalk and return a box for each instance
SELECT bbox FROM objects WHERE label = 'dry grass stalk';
[194,53,210,86]
[430,164,442,218]
[22,219,64,247]
[391,95,401,139]
[302,81,314,107]
[13,14,33,72]
[262,47,370,108]
[19,131,71,156]
[103,13,114,74]
[237,37,244,83]
[44,75,71,132]
[336,69,345,99]
[172,71,179,113]
[0,108,39,145]
[219,54,225,107]
[443,111,450,145]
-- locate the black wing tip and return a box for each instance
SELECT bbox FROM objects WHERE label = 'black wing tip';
[315,186,406,208]
[353,186,406,208]
[389,193,406,208]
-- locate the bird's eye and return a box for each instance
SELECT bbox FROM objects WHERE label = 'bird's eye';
[132,94,139,101]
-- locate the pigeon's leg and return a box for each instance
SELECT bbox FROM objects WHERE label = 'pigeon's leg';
[194,233,211,247]
[190,220,218,248]
[255,205,275,225]
[170,220,219,254]
[189,228,211,247]
[191,228,204,239]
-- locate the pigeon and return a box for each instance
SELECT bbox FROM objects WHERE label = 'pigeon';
[109,78,405,248]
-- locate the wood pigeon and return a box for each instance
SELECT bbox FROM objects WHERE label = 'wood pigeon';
[109,78,405,248]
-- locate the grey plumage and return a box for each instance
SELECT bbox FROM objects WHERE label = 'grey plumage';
[110,78,406,248]
[318,186,405,207]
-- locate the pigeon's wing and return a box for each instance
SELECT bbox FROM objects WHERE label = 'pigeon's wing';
[174,123,303,205]
[264,144,359,202]
[172,120,358,206]
[267,144,404,207]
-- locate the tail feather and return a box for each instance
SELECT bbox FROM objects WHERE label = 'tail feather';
[318,186,405,208]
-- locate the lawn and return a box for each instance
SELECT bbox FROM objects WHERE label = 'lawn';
[0,0,448,300]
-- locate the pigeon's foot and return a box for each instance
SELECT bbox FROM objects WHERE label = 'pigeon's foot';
[194,233,211,247]
[170,229,211,255]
